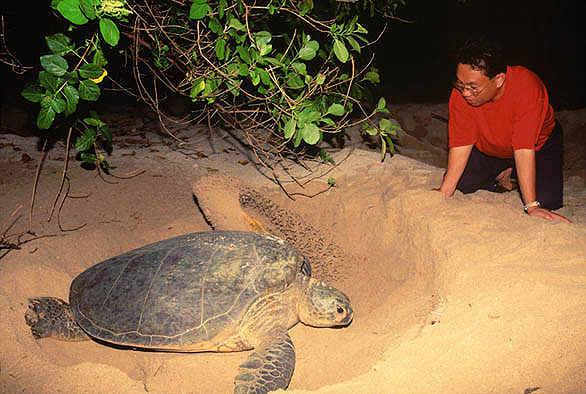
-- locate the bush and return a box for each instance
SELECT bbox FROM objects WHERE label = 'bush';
[19,0,404,169]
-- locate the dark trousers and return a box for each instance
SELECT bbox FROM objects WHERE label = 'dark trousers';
[456,121,564,210]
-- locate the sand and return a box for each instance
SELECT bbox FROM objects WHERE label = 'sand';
[1,104,585,394]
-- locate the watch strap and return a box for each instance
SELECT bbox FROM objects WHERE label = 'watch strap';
[523,200,541,213]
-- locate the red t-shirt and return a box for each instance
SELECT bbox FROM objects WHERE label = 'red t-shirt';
[448,65,555,159]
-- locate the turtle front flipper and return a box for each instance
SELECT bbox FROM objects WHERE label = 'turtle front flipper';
[25,297,89,341]
[234,328,295,394]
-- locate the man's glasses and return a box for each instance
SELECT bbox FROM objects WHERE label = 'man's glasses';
[452,79,491,96]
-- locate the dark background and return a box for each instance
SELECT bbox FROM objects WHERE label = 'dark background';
[1,0,585,111]
[379,0,586,109]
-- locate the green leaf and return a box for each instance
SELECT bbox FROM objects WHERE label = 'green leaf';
[101,124,112,143]
[263,57,284,68]
[333,39,349,63]
[63,70,79,84]
[50,97,67,114]
[345,15,358,34]
[365,127,378,136]
[257,68,271,86]
[227,79,240,96]
[76,128,96,151]
[21,83,45,103]
[258,42,272,57]
[80,152,97,163]
[99,18,120,46]
[250,70,260,86]
[39,71,59,93]
[79,0,96,19]
[215,38,226,60]
[79,80,100,101]
[385,135,395,154]
[40,55,68,76]
[320,117,335,126]
[218,0,226,18]
[284,117,296,139]
[320,149,335,165]
[83,117,105,127]
[57,0,89,25]
[190,0,211,19]
[37,107,56,130]
[254,31,272,47]
[380,136,387,161]
[305,39,319,50]
[298,40,319,61]
[345,36,361,53]
[355,23,368,34]
[292,62,307,75]
[190,78,206,98]
[299,107,321,123]
[45,33,74,55]
[365,71,380,84]
[209,17,223,34]
[302,123,321,145]
[63,85,79,115]
[379,118,393,132]
[376,97,387,111]
[226,63,238,75]
[92,49,108,67]
[236,45,251,64]
[298,47,316,61]
[228,16,246,32]
[255,31,272,56]
[298,0,313,13]
[79,63,104,79]
[326,103,345,116]
[40,95,53,108]
[293,128,303,148]
[238,63,249,76]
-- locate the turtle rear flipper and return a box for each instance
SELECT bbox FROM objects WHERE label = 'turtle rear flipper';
[25,297,88,341]
[234,328,295,394]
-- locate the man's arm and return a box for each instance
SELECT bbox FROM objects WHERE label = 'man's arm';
[437,144,474,197]
[514,149,570,222]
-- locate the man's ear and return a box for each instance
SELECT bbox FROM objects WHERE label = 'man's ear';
[495,72,506,88]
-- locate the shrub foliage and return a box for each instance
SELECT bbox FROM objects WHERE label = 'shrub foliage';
[20,0,404,169]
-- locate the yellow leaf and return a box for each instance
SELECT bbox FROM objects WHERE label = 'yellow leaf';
[89,69,108,84]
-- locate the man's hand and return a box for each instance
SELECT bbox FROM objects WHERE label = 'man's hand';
[526,206,571,223]
[436,145,474,197]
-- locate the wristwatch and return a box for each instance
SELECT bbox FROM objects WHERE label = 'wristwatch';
[523,201,541,214]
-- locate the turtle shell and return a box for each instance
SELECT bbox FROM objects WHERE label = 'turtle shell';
[69,231,310,350]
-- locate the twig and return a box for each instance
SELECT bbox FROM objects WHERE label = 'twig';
[48,127,73,222]
[56,175,87,232]
[0,15,33,74]
[29,139,48,234]
[1,205,23,240]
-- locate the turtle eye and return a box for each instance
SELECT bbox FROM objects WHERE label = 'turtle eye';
[336,306,345,314]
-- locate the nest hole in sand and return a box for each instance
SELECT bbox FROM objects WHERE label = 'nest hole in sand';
[191,174,443,391]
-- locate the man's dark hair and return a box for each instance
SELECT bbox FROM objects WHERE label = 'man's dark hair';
[455,37,507,78]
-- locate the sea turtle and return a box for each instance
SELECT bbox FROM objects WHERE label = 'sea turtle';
[25,230,353,394]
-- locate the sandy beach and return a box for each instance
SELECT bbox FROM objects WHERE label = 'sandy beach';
[1,103,585,394]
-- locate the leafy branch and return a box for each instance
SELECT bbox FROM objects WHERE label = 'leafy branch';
[19,0,405,174]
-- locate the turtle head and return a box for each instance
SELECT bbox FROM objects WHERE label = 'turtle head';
[298,278,353,327]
